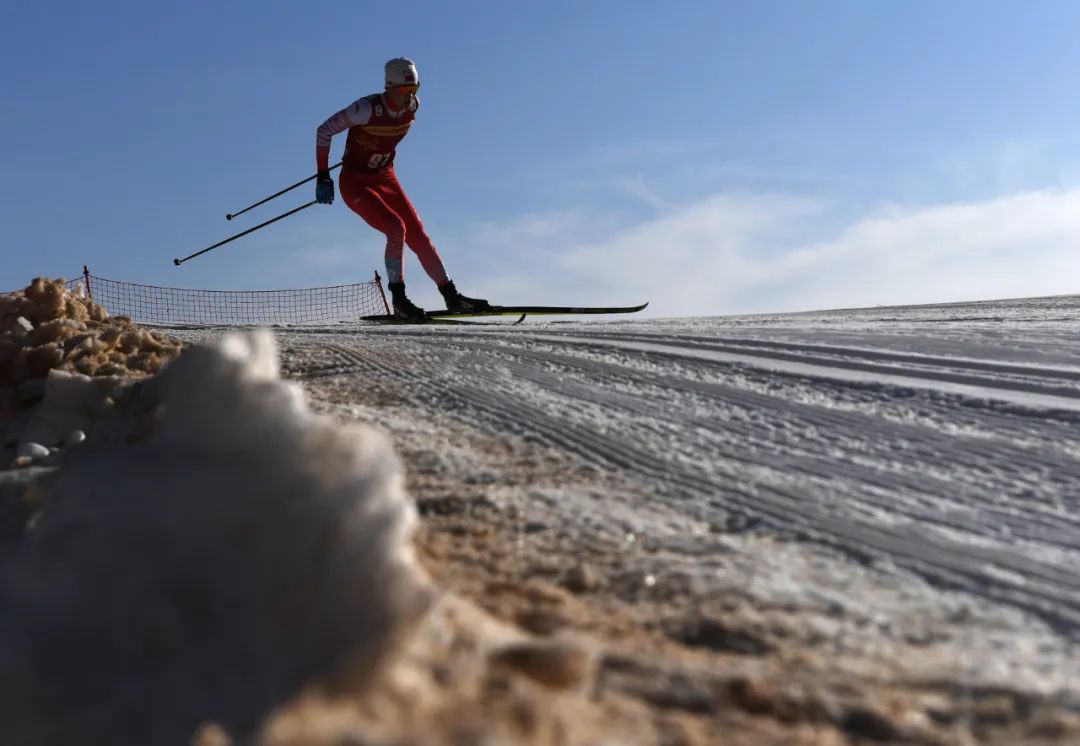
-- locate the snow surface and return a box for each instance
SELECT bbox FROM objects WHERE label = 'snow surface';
[169,294,1080,704]
[1,330,427,743]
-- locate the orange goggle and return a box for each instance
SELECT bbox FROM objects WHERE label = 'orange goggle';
[393,83,420,94]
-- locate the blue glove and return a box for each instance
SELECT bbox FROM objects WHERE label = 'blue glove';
[315,171,334,204]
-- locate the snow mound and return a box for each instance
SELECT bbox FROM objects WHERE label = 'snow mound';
[0,277,183,390]
[0,329,430,744]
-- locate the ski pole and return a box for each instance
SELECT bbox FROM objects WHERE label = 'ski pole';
[174,201,317,266]
[225,162,341,221]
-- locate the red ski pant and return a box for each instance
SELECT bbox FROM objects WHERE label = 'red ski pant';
[338,167,449,287]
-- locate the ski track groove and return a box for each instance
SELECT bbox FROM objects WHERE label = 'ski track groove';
[442,349,1080,595]
[489,355,1080,548]
[519,330,1080,411]
[400,335,1080,504]
[287,330,1080,637]
[507,332,1080,463]
[577,331,1080,384]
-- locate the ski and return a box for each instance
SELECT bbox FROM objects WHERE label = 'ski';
[362,302,648,324]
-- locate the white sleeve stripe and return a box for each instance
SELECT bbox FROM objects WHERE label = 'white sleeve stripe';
[315,97,373,148]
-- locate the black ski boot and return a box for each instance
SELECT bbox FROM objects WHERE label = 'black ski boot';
[439,280,491,313]
[387,281,427,322]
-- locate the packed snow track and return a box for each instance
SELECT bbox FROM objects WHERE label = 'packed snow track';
[171,294,1080,697]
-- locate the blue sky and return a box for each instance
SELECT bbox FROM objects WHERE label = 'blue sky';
[3,1,1080,315]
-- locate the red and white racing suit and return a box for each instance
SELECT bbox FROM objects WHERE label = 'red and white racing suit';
[315,93,448,286]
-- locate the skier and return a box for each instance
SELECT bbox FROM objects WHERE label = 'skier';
[314,57,489,321]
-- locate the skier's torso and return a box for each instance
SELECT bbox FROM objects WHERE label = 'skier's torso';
[316,92,418,176]
[339,93,416,174]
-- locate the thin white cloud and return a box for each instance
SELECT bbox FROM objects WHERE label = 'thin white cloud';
[772,189,1080,312]
[470,208,599,244]
[618,174,671,210]
[456,188,1080,317]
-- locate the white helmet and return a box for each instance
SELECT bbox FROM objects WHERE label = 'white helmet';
[385,57,419,88]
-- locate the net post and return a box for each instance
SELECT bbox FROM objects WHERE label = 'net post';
[83,265,93,300]
[374,270,391,315]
